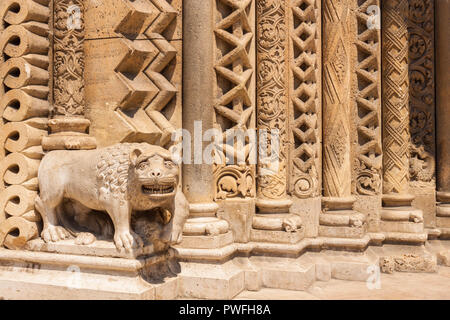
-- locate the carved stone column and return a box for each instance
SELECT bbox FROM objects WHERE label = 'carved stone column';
[320,0,365,238]
[42,0,96,151]
[436,0,450,237]
[211,0,256,244]
[181,0,231,248]
[381,0,425,243]
[287,0,322,238]
[407,0,436,231]
[252,0,302,243]
[352,0,383,234]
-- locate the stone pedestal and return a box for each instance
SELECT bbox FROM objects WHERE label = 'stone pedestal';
[0,246,179,300]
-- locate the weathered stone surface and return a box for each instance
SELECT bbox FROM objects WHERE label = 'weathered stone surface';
[0,0,448,300]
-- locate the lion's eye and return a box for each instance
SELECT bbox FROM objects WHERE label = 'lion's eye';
[165,161,174,168]
[138,162,147,170]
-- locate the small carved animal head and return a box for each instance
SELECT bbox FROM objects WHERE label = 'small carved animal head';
[129,146,179,207]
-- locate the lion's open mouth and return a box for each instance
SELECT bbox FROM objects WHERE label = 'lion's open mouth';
[142,185,175,195]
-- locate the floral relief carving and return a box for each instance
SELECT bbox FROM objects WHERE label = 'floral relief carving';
[53,0,85,116]
[408,0,435,183]
[256,0,288,200]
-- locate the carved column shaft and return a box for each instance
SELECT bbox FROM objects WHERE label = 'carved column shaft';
[381,0,425,243]
[407,0,436,228]
[250,0,303,242]
[352,0,382,233]
[255,0,291,212]
[320,0,366,238]
[381,0,411,199]
[213,0,256,201]
[42,0,96,151]
[289,0,321,200]
[286,0,322,238]
[322,0,353,203]
[436,0,450,228]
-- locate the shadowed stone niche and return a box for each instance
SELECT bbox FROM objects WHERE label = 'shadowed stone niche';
[0,0,448,300]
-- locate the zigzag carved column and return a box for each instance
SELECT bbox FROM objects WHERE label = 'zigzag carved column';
[42,0,96,151]
[252,0,303,243]
[288,0,322,238]
[352,0,382,233]
[436,0,450,238]
[381,0,426,244]
[320,0,365,238]
[0,0,50,248]
[211,0,256,243]
[180,0,232,248]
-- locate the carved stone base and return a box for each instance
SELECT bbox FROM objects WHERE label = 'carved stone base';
[25,238,155,259]
[318,225,366,239]
[425,240,450,267]
[178,232,233,250]
[371,244,437,274]
[437,192,450,236]
[0,248,178,300]
[177,260,245,299]
[250,228,305,244]
[251,213,304,244]
[41,118,97,151]
[2,241,446,299]
[181,202,232,248]
[319,197,366,239]
[381,194,426,244]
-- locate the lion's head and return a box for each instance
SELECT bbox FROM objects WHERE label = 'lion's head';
[129,146,179,207]
[96,143,180,210]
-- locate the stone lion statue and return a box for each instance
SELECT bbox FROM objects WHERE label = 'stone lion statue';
[35,143,189,252]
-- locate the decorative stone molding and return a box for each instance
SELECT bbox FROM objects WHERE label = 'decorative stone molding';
[256,0,288,202]
[288,0,321,199]
[408,0,435,184]
[0,0,50,249]
[42,0,96,151]
[84,0,182,148]
[382,0,410,196]
[354,0,382,197]
[213,0,256,200]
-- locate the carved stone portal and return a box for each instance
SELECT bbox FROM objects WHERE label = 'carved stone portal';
[0,0,448,300]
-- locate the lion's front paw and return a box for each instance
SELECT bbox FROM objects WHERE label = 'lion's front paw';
[114,230,143,252]
[42,225,70,243]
